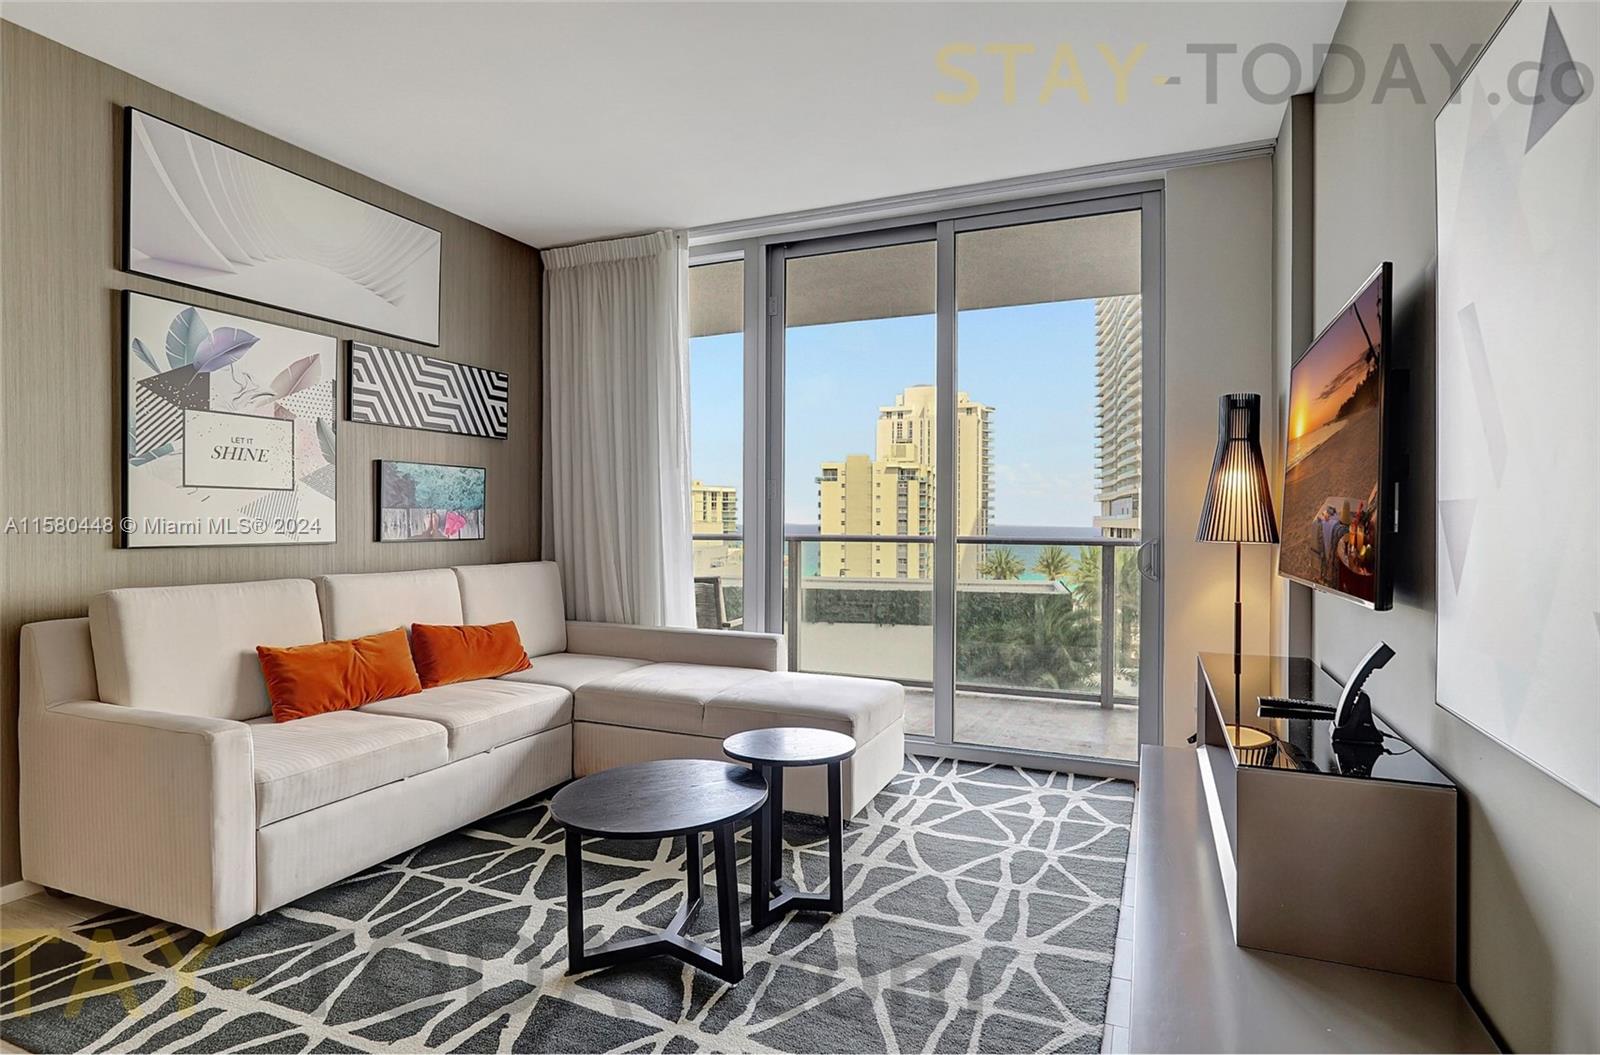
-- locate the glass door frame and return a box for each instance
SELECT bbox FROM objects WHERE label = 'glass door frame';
[691,182,1164,779]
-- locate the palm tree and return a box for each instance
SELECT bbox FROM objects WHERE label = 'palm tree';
[1061,545,1145,689]
[978,546,1024,580]
[957,591,1097,692]
[1063,546,1103,610]
[1033,544,1072,582]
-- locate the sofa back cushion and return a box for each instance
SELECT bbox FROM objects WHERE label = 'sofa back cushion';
[316,568,463,640]
[89,579,323,720]
[453,562,567,657]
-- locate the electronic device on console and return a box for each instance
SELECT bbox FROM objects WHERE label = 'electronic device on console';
[1329,641,1394,742]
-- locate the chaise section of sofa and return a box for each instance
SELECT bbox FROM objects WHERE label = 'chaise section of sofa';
[451,561,904,814]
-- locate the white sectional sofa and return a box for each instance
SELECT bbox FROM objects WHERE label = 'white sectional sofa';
[16,561,904,934]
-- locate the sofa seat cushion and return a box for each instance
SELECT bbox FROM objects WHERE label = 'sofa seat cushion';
[576,663,767,736]
[702,671,904,743]
[503,653,648,693]
[250,711,447,826]
[361,679,570,761]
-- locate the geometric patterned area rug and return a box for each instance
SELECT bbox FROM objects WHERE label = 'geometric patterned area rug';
[0,757,1133,1054]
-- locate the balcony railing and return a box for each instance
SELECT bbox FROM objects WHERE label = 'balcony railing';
[692,532,1141,710]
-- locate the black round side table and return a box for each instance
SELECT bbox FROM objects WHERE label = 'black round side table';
[721,727,857,931]
[549,759,766,983]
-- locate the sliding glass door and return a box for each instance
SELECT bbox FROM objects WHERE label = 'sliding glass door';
[693,187,1162,771]
[777,232,938,738]
[951,207,1147,761]
[687,259,746,629]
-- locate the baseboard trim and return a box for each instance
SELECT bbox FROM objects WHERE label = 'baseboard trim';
[1,880,42,905]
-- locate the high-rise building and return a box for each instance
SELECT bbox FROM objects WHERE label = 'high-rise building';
[817,384,992,579]
[691,481,739,577]
[816,455,874,578]
[1093,295,1142,539]
[691,480,738,537]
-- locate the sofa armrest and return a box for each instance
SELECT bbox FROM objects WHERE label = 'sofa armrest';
[564,621,783,671]
[19,700,256,933]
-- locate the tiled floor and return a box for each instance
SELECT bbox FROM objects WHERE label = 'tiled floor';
[1103,794,1138,1054]
[902,687,1141,760]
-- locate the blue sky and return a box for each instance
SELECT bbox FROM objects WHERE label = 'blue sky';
[690,298,1103,531]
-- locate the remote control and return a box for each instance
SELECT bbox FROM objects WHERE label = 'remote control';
[1257,696,1336,719]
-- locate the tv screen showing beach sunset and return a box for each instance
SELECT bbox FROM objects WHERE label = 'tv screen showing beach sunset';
[1281,273,1384,604]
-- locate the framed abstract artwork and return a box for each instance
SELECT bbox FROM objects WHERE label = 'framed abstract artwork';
[123,291,338,547]
[1435,1,1597,803]
[124,108,442,345]
[349,341,509,439]
[375,460,486,542]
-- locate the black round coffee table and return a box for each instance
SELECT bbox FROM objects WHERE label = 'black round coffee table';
[550,759,766,983]
[722,727,856,931]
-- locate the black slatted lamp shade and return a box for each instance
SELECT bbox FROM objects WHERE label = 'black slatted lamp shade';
[1197,393,1279,752]
[1197,394,1279,544]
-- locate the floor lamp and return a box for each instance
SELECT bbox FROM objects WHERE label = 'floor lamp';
[1196,393,1279,753]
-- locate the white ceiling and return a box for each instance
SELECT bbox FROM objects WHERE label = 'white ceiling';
[4,1,1345,248]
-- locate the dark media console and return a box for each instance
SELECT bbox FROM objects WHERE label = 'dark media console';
[1195,652,1459,982]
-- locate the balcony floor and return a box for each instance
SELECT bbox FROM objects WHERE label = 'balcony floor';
[903,687,1140,762]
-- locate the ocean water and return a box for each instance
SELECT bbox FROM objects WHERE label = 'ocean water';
[783,525,1120,581]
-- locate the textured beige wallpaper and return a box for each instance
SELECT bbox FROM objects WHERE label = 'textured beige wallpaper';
[0,21,542,886]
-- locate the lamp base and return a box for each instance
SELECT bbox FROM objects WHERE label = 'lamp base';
[1227,724,1274,765]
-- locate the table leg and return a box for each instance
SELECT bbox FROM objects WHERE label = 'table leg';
[827,760,844,912]
[751,759,851,925]
[687,830,704,907]
[563,824,742,983]
[751,765,771,931]
[713,823,744,982]
[565,829,586,972]
[767,765,785,893]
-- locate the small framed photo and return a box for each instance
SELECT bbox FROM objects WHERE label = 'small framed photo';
[375,460,485,542]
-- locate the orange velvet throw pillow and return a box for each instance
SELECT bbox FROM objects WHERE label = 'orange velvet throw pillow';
[257,628,422,722]
[409,621,532,688]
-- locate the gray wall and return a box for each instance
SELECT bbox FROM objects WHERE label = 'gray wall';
[1161,156,1277,742]
[1271,97,1315,659]
[1300,3,1599,1050]
[0,23,543,888]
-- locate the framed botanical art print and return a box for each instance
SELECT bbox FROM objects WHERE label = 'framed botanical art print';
[124,108,442,345]
[375,460,486,542]
[123,291,338,547]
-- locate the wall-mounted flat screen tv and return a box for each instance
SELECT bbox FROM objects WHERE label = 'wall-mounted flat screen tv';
[1280,262,1395,610]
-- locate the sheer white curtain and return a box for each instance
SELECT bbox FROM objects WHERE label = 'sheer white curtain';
[540,230,694,627]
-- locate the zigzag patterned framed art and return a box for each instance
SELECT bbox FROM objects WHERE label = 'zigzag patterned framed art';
[348,341,509,439]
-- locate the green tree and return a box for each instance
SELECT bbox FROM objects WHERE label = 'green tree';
[978,546,1024,580]
[1062,546,1144,689]
[957,591,1097,692]
[1112,546,1142,688]
[1033,544,1072,581]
